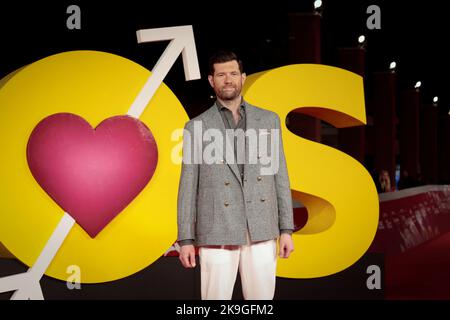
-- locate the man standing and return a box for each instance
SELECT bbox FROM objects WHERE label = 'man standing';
[177,51,294,300]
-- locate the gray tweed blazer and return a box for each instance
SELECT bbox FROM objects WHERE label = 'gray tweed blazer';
[177,102,294,246]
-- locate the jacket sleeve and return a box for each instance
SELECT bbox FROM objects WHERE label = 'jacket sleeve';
[177,120,199,243]
[274,114,294,231]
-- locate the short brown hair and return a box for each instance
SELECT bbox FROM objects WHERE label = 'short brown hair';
[208,50,244,75]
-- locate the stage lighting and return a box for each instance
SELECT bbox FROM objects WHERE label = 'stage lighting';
[433,96,438,106]
[414,81,421,89]
[389,61,396,72]
[313,0,323,15]
[358,35,366,49]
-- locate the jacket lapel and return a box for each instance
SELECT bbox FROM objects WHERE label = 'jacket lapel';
[243,103,261,182]
[207,104,243,185]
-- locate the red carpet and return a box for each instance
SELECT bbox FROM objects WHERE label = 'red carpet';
[386,230,450,299]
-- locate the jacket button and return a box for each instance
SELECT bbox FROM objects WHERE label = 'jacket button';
[260,198,266,202]
[224,181,230,186]
[224,202,229,207]
[220,159,225,164]
[257,176,262,181]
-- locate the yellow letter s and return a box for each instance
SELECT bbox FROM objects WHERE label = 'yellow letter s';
[243,64,379,278]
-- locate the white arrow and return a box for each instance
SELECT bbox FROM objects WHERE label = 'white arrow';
[0,212,75,300]
[127,25,201,118]
[0,25,201,299]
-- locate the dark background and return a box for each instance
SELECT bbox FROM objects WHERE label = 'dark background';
[0,0,447,117]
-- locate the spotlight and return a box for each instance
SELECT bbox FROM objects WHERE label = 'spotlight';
[313,0,323,15]
[358,35,366,49]
[389,61,396,72]
[433,96,438,105]
[414,81,421,89]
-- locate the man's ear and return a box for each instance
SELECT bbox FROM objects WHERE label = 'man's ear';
[208,75,214,88]
[241,72,247,85]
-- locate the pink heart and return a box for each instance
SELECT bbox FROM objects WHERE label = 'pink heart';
[27,113,158,238]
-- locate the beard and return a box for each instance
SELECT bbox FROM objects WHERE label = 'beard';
[216,84,242,101]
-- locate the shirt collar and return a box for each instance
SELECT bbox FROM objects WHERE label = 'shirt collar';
[216,98,246,113]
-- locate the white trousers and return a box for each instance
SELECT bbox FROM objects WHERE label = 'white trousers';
[199,234,277,300]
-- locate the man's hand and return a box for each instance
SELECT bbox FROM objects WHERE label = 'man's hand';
[179,244,197,268]
[278,233,294,258]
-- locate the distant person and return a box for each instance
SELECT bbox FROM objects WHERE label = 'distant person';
[379,169,394,193]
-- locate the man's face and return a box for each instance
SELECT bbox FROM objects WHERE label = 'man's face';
[208,60,246,101]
